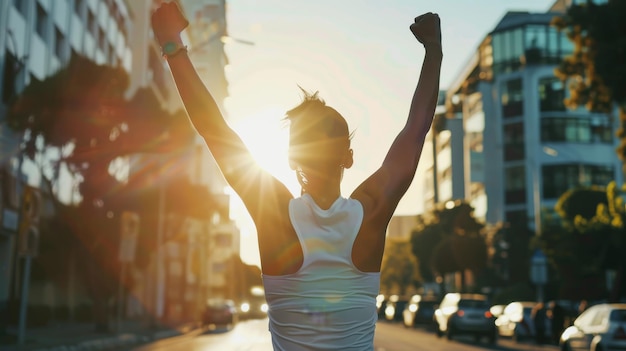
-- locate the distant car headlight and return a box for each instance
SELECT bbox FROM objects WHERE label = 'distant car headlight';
[385,306,395,318]
[241,302,250,313]
[561,326,578,341]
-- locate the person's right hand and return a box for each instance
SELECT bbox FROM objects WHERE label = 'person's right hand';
[410,13,441,48]
[151,2,189,45]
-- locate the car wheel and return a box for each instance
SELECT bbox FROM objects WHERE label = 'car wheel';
[487,330,497,345]
[561,342,571,351]
[447,326,455,340]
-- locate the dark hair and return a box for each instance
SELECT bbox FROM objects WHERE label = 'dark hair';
[283,89,352,146]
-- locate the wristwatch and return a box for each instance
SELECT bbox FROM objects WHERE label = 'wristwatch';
[162,41,187,59]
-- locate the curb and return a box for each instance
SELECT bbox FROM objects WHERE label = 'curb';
[8,326,198,351]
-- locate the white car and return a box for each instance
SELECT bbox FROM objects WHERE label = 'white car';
[495,301,539,341]
[560,303,626,351]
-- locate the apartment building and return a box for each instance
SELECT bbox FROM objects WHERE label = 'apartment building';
[425,2,622,245]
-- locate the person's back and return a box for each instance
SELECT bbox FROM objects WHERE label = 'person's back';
[263,195,379,350]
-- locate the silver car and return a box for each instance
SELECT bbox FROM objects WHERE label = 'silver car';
[560,303,626,351]
[434,293,497,344]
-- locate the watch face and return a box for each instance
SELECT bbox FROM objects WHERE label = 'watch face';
[163,42,178,55]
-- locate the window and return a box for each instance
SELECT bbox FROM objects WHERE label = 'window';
[542,164,614,199]
[501,78,524,118]
[13,0,27,16]
[55,26,67,62]
[2,51,18,103]
[505,210,527,225]
[539,77,565,111]
[74,0,83,16]
[524,25,546,64]
[505,166,526,204]
[87,10,97,37]
[98,28,106,52]
[504,122,525,161]
[541,117,612,143]
[36,4,48,39]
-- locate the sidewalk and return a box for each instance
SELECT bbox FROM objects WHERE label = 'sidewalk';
[0,320,200,351]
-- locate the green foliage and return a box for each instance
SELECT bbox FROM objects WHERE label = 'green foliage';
[410,201,487,288]
[552,0,626,112]
[555,186,608,225]
[539,182,626,300]
[380,239,420,295]
[552,0,626,163]
[7,53,201,328]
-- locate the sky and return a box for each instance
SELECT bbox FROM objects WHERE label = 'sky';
[212,0,556,266]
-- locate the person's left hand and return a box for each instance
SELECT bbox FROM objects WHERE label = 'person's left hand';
[410,13,441,48]
[151,1,189,45]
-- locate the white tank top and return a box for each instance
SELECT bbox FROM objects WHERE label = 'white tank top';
[262,194,381,351]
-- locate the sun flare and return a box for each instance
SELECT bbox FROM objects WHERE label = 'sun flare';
[230,106,298,193]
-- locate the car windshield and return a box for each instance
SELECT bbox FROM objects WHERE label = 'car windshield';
[610,309,626,322]
[459,300,489,309]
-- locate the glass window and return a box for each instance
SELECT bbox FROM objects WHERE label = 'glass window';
[542,164,612,198]
[13,0,27,16]
[36,4,48,39]
[505,166,526,204]
[547,27,559,61]
[74,0,83,16]
[541,117,612,144]
[55,26,66,62]
[87,10,97,37]
[504,122,525,161]
[2,50,18,103]
[610,309,626,322]
[539,77,565,111]
[502,78,524,118]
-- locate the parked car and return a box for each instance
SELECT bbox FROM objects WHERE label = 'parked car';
[434,293,497,344]
[402,294,439,329]
[495,301,538,341]
[383,295,410,323]
[202,299,238,327]
[560,303,626,351]
[490,304,506,319]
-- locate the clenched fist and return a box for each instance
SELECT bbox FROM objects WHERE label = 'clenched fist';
[151,2,189,45]
[410,13,441,48]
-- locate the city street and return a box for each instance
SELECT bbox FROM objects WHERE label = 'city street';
[128,319,560,351]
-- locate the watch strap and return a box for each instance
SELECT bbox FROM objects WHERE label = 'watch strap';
[162,41,188,59]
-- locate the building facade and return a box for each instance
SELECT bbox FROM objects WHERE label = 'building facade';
[426,3,622,285]
[0,0,134,332]
[0,0,240,332]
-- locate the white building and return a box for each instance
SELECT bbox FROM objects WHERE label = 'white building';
[0,0,134,331]
[423,2,622,285]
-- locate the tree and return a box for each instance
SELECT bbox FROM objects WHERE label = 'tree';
[539,183,625,300]
[380,239,420,296]
[552,0,626,166]
[410,201,488,293]
[7,53,196,330]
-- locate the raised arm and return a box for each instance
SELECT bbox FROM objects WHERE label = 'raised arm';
[151,3,292,218]
[352,13,442,217]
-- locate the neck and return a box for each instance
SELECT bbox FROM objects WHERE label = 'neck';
[301,177,342,210]
[297,165,344,209]
[304,189,341,210]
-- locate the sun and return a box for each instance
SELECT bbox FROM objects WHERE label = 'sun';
[230,106,298,194]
